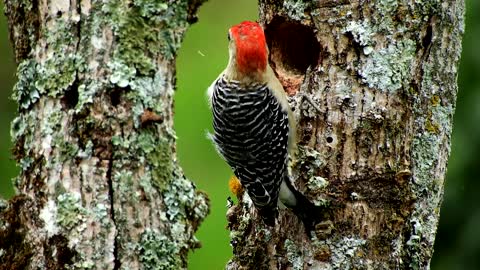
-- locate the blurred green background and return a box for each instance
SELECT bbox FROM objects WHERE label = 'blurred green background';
[0,0,478,269]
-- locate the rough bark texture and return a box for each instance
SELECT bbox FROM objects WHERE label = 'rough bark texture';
[227,1,464,269]
[0,0,209,269]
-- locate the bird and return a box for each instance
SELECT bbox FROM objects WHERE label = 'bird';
[207,21,323,230]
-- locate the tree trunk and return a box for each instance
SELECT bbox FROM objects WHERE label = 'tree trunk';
[227,1,464,269]
[1,0,209,269]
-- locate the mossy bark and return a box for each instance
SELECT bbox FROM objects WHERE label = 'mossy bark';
[227,1,464,269]
[1,0,209,269]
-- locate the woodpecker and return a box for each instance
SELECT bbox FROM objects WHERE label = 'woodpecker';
[207,21,322,229]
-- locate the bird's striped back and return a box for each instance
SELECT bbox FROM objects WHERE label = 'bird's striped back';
[211,76,290,210]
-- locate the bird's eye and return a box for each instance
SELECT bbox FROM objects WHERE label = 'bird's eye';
[227,32,231,41]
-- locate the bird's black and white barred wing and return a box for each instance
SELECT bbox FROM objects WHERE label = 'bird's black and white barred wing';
[210,76,291,210]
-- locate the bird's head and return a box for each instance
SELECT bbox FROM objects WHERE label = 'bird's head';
[226,21,268,81]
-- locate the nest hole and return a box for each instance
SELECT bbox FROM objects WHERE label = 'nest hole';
[265,17,320,76]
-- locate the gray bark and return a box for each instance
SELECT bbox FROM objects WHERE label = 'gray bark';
[0,0,209,269]
[227,1,464,269]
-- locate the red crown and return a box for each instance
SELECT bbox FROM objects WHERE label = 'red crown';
[230,21,267,74]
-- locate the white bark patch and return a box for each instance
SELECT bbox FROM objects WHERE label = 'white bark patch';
[50,0,70,17]
[40,199,59,237]
[91,36,104,50]
[344,21,374,46]
[41,134,52,157]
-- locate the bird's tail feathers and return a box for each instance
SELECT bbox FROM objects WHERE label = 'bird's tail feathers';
[283,176,326,233]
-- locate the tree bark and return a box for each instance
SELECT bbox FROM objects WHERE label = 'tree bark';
[1,0,209,269]
[227,1,464,269]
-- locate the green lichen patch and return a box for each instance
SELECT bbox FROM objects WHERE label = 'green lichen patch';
[113,126,176,192]
[377,0,398,16]
[404,217,426,270]
[112,169,135,204]
[283,0,310,21]
[74,83,94,113]
[307,176,329,206]
[104,0,189,83]
[56,192,87,231]
[344,20,375,47]
[189,190,210,229]
[162,168,210,223]
[112,128,175,190]
[328,236,366,269]
[228,203,253,248]
[71,259,95,269]
[307,176,328,192]
[427,104,452,136]
[108,61,136,88]
[34,18,81,98]
[10,110,35,154]
[293,146,325,189]
[359,39,416,92]
[92,201,110,226]
[138,228,182,270]
[149,137,174,191]
[12,59,39,110]
[411,129,440,189]
[35,54,78,98]
[128,74,169,122]
[295,146,324,172]
[413,0,441,19]
[285,239,303,270]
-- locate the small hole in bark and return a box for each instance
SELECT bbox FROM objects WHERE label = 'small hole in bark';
[265,17,320,74]
[61,80,79,110]
[110,87,123,106]
[422,23,433,49]
[326,137,333,143]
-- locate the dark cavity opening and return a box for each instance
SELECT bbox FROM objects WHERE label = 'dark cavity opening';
[265,17,320,75]
[326,136,333,143]
[110,87,123,107]
[61,80,79,110]
[422,23,433,49]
